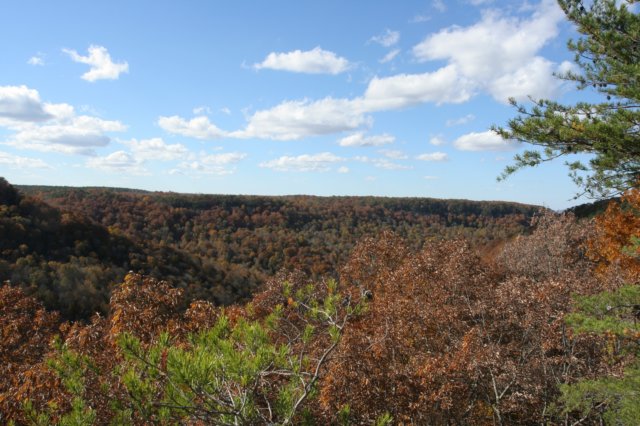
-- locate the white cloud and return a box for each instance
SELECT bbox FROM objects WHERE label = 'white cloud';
[158,115,226,140]
[370,29,400,47]
[161,66,471,142]
[232,98,368,141]
[259,152,345,172]
[63,45,129,82]
[488,57,571,102]
[379,149,408,160]
[27,53,45,66]
[337,166,350,174]
[453,130,516,151]
[412,0,567,102]
[355,155,412,170]
[7,115,126,155]
[429,135,446,146]
[120,138,190,161]
[220,107,231,115]
[0,85,54,123]
[424,175,439,180]
[338,132,395,147]
[379,49,400,64]
[44,103,75,121]
[0,86,126,155]
[0,151,50,169]
[416,152,449,161]
[361,65,473,110]
[446,114,476,127]
[164,98,369,142]
[253,47,351,75]
[87,151,147,174]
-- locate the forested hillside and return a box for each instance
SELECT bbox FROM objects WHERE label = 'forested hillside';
[5,180,538,319]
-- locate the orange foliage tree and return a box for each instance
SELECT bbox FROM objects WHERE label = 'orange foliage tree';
[588,188,640,282]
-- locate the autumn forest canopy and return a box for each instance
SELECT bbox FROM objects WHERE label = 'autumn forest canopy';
[2,0,640,424]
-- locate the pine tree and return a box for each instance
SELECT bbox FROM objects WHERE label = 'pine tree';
[495,0,640,199]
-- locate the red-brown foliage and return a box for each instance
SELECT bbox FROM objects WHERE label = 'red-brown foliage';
[0,284,63,424]
[318,214,608,424]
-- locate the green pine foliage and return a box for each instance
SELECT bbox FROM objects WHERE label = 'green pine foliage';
[496,0,640,199]
[560,283,640,423]
[26,278,361,425]
[23,340,96,426]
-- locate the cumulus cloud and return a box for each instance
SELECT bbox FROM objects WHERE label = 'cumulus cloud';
[120,138,190,161]
[370,29,400,47]
[166,97,369,142]
[337,166,350,173]
[453,130,516,151]
[259,152,345,172]
[0,151,50,169]
[0,85,126,155]
[232,98,368,141]
[488,57,574,101]
[158,115,226,140]
[361,65,473,110]
[254,47,351,75]
[379,49,400,64]
[7,116,126,155]
[338,132,395,147]
[416,152,449,161]
[412,0,567,102]
[161,98,369,142]
[87,151,147,174]
[63,45,129,82]
[0,85,54,123]
[161,64,473,141]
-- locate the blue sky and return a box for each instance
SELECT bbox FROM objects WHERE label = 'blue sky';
[0,0,599,209]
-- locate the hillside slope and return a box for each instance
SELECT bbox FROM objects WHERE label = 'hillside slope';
[6,180,542,319]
